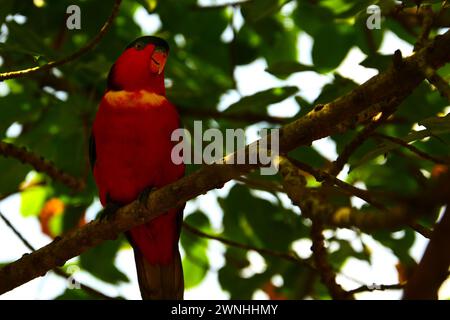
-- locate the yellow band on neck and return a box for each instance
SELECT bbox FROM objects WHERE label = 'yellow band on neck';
[104,90,166,108]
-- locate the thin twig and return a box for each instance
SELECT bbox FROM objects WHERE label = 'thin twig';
[310,219,354,300]
[287,157,387,211]
[178,107,289,125]
[330,108,396,176]
[182,222,313,269]
[408,222,433,239]
[415,5,434,50]
[235,176,284,193]
[0,210,115,300]
[0,211,35,251]
[0,0,122,81]
[414,6,450,101]
[426,73,450,101]
[0,141,85,191]
[373,133,450,165]
[388,3,450,37]
[348,282,405,295]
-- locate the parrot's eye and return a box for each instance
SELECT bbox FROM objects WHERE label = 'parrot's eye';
[134,42,145,50]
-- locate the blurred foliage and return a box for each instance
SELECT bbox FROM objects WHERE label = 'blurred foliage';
[0,0,449,299]
[181,211,212,289]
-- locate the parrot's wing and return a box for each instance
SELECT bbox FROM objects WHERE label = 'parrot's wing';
[89,133,96,171]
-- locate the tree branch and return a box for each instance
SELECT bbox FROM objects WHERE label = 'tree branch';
[0,0,122,81]
[426,73,450,101]
[415,5,434,50]
[321,206,412,232]
[0,141,85,191]
[415,11,450,102]
[388,3,450,31]
[310,220,354,300]
[417,61,450,101]
[279,156,353,299]
[403,205,450,299]
[329,101,397,176]
[0,29,449,295]
[0,210,115,300]
[408,222,433,239]
[281,157,438,236]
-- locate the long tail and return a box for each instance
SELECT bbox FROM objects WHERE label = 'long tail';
[132,245,184,300]
[128,208,184,300]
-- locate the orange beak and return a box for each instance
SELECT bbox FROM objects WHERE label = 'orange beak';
[150,47,168,75]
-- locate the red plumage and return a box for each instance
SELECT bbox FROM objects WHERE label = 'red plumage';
[91,36,185,299]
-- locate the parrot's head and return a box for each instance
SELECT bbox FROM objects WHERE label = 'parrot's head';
[107,36,169,95]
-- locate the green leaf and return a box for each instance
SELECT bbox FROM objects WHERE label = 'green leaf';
[230,24,263,66]
[225,86,299,115]
[20,185,48,217]
[219,264,272,299]
[0,158,29,195]
[0,0,13,25]
[294,2,335,36]
[79,238,129,285]
[266,61,315,77]
[219,184,308,251]
[351,114,450,169]
[2,21,54,58]
[55,288,101,300]
[314,74,358,105]
[62,205,87,233]
[0,91,43,137]
[437,62,450,79]
[360,53,392,71]
[288,146,327,168]
[294,96,314,118]
[420,113,450,135]
[241,0,284,22]
[329,240,370,270]
[181,211,211,289]
[333,0,375,18]
[182,244,208,289]
[396,83,448,124]
[282,263,318,299]
[312,23,355,72]
[372,229,416,265]
[349,155,421,194]
[49,212,63,236]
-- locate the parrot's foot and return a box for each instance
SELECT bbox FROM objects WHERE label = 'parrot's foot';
[98,199,121,221]
[138,186,156,210]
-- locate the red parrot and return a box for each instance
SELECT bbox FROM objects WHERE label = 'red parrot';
[90,36,185,299]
